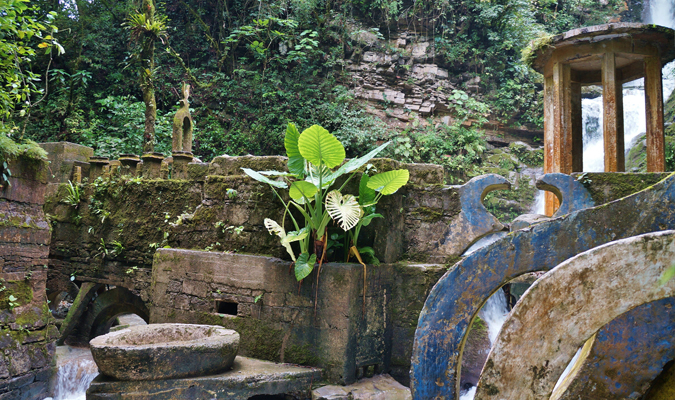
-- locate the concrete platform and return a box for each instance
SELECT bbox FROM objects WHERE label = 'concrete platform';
[86,356,322,399]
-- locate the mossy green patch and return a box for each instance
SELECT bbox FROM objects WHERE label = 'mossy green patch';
[411,207,444,223]
[285,343,322,366]
[577,172,671,205]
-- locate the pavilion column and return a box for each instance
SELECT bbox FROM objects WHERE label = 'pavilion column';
[571,81,583,172]
[644,55,665,172]
[602,52,625,172]
[544,74,559,216]
[553,62,574,174]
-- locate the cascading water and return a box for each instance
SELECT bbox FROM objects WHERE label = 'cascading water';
[44,346,98,400]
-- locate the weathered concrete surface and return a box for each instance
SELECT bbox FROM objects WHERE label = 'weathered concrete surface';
[410,172,675,399]
[86,356,321,399]
[90,324,239,381]
[150,249,446,386]
[427,174,509,261]
[313,374,411,399]
[558,298,675,400]
[536,173,594,217]
[474,231,675,400]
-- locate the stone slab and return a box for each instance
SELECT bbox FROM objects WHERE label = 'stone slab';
[86,356,322,400]
[313,374,411,400]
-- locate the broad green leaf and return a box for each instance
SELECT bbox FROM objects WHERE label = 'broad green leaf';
[282,226,309,244]
[360,213,383,227]
[367,169,410,195]
[285,123,305,176]
[290,181,318,203]
[359,174,377,206]
[305,163,333,188]
[295,252,316,281]
[325,141,390,184]
[298,125,345,168]
[325,190,362,231]
[241,167,288,189]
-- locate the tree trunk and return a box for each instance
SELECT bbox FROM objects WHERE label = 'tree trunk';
[140,0,156,154]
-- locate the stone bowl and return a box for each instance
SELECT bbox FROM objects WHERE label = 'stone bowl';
[90,323,239,381]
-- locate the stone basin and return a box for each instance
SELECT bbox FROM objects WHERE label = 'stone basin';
[90,323,239,381]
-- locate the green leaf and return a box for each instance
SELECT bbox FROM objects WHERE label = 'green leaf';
[285,123,305,176]
[367,169,410,195]
[298,125,345,168]
[360,213,383,227]
[325,141,390,184]
[241,168,288,189]
[8,295,17,301]
[282,226,309,244]
[289,181,318,203]
[359,174,377,206]
[295,252,316,281]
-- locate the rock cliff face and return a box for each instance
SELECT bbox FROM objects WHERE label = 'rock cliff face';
[344,30,543,147]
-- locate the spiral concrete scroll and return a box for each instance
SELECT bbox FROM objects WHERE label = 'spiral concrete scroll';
[474,230,675,400]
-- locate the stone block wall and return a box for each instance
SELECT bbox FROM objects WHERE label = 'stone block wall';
[0,156,57,400]
[149,249,446,385]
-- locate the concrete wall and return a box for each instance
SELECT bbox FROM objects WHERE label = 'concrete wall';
[0,156,57,400]
[149,249,445,385]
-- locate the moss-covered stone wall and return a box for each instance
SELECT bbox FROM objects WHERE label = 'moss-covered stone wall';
[149,249,446,386]
[0,156,57,400]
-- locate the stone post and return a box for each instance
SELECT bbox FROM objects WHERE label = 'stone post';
[118,154,141,177]
[171,152,193,180]
[141,153,164,179]
[88,157,110,181]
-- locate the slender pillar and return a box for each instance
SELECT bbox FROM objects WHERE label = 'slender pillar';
[602,52,625,172]
[571,82,583,172]
[553,62,575,174]
[645,55,665,172]
[544,75,559,216]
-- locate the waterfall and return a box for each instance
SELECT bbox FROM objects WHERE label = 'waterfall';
[44,346,98,400]
[479,290,510,346]
[646,0,675,28]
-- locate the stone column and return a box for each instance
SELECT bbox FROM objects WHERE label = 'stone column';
[602,52,625,172]
[88,157,110,181]
[645,55,665,172]
[171,152,193,180]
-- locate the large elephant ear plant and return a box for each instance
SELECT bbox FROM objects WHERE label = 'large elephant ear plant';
[242,123,409,284]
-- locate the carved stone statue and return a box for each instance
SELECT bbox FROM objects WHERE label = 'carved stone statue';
[172,83,193,154]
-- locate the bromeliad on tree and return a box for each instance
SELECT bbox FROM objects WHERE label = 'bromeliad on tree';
[242,123,409,314]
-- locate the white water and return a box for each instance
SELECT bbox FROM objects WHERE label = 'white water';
[479,290,510,346]
[646,0,674,27]
[44,346,98,400]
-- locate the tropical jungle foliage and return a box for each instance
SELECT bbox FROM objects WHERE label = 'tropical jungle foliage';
[0,0,646,179]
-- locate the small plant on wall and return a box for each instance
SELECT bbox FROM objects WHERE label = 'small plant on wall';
[243,123,408,311]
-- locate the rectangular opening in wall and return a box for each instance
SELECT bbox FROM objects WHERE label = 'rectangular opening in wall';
[217,301,238,316]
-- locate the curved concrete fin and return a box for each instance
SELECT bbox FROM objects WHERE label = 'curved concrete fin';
[474,231,675,400]
[536,173,595,217]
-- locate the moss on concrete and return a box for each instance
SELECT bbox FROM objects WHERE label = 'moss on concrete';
[576,172,671,205]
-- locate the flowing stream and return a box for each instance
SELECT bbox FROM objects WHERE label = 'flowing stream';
[44,346,98,400]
